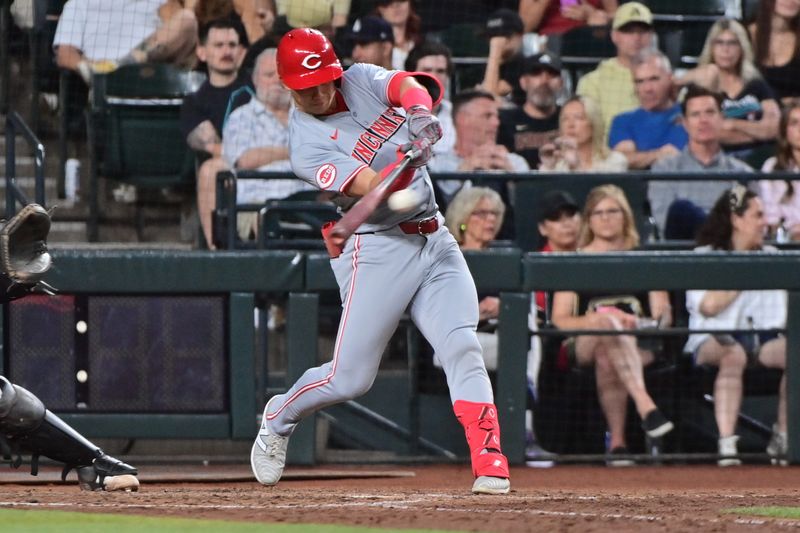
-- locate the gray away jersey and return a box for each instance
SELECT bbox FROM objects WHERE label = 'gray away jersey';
[288,63,438,232]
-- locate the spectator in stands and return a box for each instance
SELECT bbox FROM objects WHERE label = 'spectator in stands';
[749,0,800,104]
[576,1,655,140]
[222,48,311,241]
[54,0,198,83]
[609,49,687,170]
[677,19,780,158]
[760,100,800,241]
[277,0,351,37]
[348,15,394,69]
[192,0,275,47]
[180,19,250,248]
[538,96,628,171]
[480,8,526,103]
[498,52,564,169]
[684,185,788,466]
[650,84,752,240]
[404,41,456,157]
[428,89,529,207]
[533,189,580,321]
[518,0,618,37]
[373,0,422,70]
[551,184,673,463]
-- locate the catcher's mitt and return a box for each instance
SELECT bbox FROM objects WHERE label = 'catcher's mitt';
[0,204,54,302]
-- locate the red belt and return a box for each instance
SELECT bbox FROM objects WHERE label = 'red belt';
[398,216,439,235]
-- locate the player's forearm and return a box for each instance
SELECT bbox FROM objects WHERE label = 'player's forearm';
[342,167,381,198]
[236,146,289,169]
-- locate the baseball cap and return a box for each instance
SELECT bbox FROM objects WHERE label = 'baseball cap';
[522,53,562,75]
[349,16,394,44]
[484,8,524,38]
[612,2,653,30]
[539,190,579,222]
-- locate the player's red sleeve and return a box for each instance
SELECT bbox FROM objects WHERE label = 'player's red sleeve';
[387,72,444,109]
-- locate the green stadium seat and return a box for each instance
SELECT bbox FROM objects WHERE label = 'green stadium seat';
[87,63,205,241]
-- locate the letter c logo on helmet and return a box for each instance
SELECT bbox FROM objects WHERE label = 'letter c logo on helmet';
[301,54,322,70]
[277,29,344,91]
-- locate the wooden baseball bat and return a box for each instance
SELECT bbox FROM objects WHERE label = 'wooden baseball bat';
[328,149,416,245]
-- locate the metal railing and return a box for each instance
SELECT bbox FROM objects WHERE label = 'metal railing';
[4,111,46,218]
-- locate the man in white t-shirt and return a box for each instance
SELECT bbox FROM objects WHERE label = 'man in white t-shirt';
[53,0,197,83]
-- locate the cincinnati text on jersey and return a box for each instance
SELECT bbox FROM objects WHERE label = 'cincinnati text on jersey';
[351,108,405,165]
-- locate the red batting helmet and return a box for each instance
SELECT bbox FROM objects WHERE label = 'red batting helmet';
[277,28,343,90]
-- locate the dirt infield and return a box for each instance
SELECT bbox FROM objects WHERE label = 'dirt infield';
[1,464,799,531]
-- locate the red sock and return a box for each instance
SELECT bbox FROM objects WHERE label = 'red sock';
[453,400,510,479]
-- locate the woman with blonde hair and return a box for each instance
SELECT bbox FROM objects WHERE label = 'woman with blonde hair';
[444,187,506,250]
[678,18,780,154]
[538,96,628,172]
[551,184,673,463]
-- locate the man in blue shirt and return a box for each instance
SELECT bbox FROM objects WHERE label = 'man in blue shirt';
[608,49,687,169]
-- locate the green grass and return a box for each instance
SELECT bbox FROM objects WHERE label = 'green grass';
[0,508,460,533]
[724,506,800,520]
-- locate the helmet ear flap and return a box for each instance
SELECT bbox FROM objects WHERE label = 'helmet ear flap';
[277,28,343,91]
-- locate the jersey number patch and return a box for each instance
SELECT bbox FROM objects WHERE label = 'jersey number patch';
[315,164,337,189]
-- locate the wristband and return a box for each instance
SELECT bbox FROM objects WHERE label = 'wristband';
[400,87,432,112]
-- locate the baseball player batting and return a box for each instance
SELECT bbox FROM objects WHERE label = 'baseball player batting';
[250,28,510,495]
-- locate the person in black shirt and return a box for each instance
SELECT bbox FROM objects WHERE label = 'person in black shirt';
[180,19,251,248]
[497,52,563,168]
[481,8,526,104]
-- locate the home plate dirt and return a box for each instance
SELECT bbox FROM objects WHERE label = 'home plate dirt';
[1,464,798,532]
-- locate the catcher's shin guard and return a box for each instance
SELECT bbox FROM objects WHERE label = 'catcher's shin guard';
[453,400,510,479]
[0,376,137,489]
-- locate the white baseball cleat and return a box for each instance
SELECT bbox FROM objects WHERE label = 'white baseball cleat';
[471,476,510,495]
[251,397,289,486]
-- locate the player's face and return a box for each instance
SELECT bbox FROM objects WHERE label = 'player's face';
[785,107,800,150]
[520,68,562,112]
[290,81,338,115]
[538,210,580,251]
[465,198,502,248]
[711,30,742,72]
[684,96,723,144]
[633,59,673,111]
[732,197,767,249]
[352,42,392,68]
[199,28,242,76]
[254,54,291,110]
[588,197,625,242]
[415,55,450,93]
[559,100,592,147]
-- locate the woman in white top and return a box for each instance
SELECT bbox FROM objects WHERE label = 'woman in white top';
[759,100,800,240]
[374,0,422,71]
[685,185,787,465]
[538,96,629,172]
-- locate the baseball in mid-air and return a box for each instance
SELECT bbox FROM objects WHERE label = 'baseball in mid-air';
[388,189,420,212]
